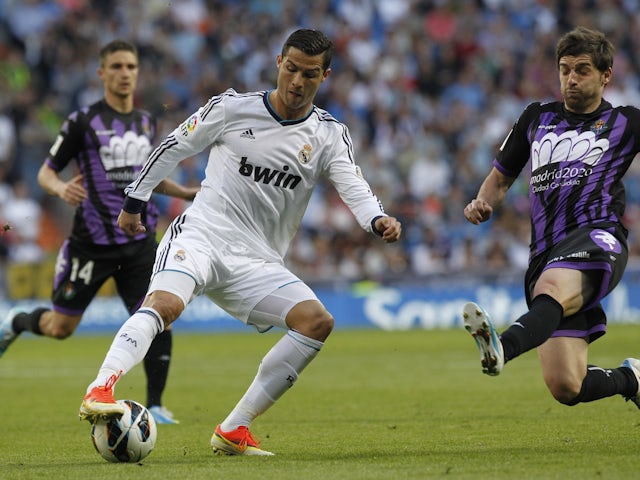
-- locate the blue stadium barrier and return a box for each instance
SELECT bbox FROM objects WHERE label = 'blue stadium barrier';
[2,268,640,333]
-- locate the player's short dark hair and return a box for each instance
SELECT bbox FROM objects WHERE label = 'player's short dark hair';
[556,26,614,72]
[99,39,138,66]
[281,29,334,71]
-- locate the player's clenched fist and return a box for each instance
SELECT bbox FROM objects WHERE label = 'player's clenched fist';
[374,216,402,243]
[464,199,493,225]
[118,210,147,236]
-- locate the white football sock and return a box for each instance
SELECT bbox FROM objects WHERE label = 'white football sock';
[87,308,164,393]
[220,329,323,431]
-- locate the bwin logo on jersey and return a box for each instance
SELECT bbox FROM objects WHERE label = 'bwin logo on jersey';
[531,130,609,172]
[238,157,302,189]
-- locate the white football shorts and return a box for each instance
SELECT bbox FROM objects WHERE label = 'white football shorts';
[147,226,319,332]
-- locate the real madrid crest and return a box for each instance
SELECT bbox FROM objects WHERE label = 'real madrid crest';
[298,144,312,165]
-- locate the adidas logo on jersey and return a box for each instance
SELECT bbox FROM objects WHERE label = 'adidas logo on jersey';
[240,128,255,139]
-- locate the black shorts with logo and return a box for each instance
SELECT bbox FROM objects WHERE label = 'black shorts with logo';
[51,235,157,316]
[524,224,628,343]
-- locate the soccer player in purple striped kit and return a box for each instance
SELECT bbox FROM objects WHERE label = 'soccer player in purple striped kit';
[0,40,198,424]
[463,26,640,411]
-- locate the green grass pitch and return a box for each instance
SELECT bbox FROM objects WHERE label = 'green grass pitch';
[1,325,639,479]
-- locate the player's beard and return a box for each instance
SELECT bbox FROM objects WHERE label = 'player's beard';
[563,88,599,113]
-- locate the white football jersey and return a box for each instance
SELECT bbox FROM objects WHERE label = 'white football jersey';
[126,89,386,262]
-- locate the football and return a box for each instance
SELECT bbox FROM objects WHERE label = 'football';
[91,399,157,463]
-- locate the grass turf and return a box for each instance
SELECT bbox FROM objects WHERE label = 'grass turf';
[1,325,639,479]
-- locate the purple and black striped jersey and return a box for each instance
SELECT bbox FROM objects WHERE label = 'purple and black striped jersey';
[45,99,159,245]
[493,100,640,258]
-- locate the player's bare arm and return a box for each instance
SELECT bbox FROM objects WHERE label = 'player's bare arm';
[155,178,200,201]
[464,167,515,225]
[374,216,402,243]
[37,164,87,207]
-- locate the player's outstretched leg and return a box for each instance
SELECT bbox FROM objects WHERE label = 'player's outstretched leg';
[210,424,274,456]
[621,358,640,408]
[463,302,504,376]
[0,307,25,358]
[79,372,124,422]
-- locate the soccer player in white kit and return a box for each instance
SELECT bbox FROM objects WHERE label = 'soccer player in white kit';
[79,29,402,455]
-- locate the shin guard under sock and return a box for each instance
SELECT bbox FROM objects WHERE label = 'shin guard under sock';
[565,365,635,405]
[220,330,323,430]
[88,308,164,391]
[499,294,563,362]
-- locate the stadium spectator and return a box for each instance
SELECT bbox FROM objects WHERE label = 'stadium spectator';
[1,180,43,263]
[2,1,640,282]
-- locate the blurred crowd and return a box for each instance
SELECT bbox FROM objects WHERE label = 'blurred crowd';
[2,0,640,293]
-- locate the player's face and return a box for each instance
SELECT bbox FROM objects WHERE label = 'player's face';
[558,54,610,114]
[273,47,330,119]
[98,50,139,100]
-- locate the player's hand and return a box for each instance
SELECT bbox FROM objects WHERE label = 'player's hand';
[60,174,87,207]
[464,199,493,225]
[117,210,146,236]
[375,216,402,243]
